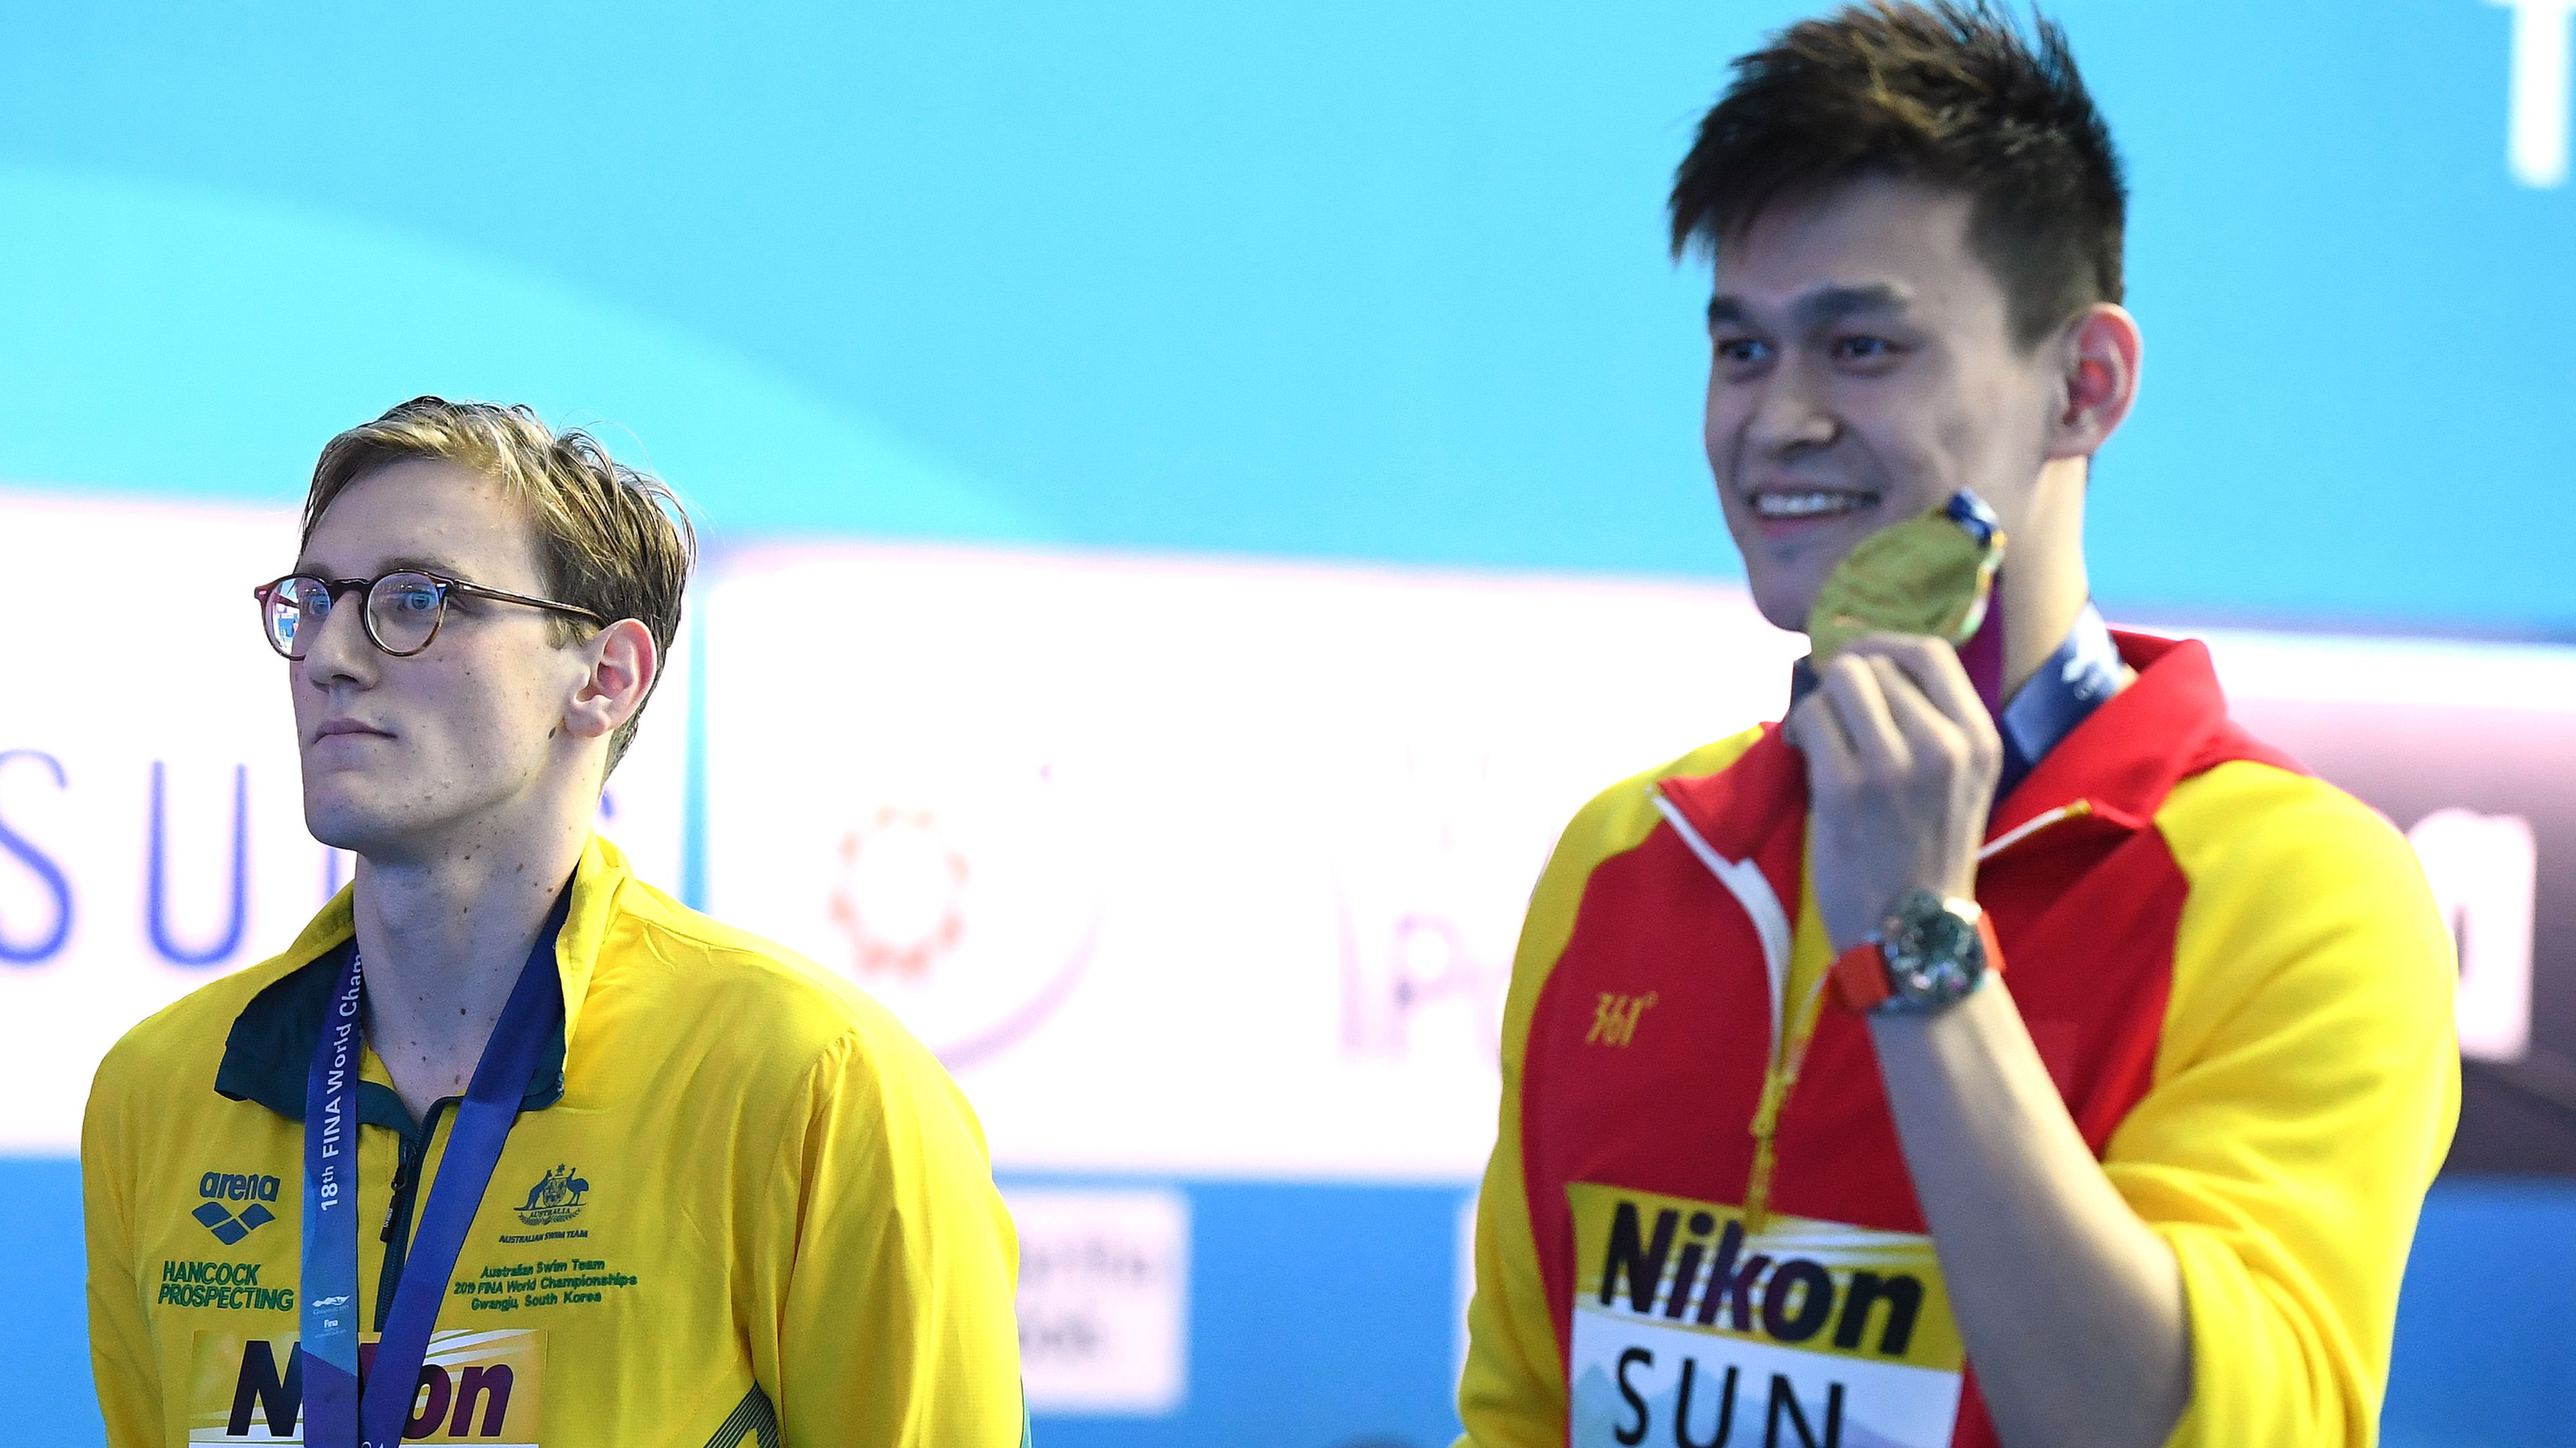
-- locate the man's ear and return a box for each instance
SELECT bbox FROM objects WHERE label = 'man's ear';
[2045,302,2143,463]
[564,619,659,744]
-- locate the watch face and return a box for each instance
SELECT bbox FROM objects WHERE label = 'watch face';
[1882,890,1984,1007]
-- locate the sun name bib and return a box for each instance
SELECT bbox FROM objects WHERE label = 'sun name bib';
[186,1329,546,1445]
[1566,1184,1966,1448]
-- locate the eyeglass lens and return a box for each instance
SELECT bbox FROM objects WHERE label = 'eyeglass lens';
[368,574,446,654]
[263,573,447,658]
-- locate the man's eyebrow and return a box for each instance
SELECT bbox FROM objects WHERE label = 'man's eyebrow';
[288,553,470,579]
[1794,283,1911,327]
[380,554,470,577]
[1705,283,1914,331]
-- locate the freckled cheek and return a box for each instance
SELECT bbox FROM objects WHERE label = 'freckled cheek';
[407,664,506,743]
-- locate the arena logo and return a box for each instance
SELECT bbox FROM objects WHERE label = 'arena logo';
[194,1171,285,1245]
[201,1171,284,1204]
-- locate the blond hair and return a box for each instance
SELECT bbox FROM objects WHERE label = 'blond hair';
[301,397,698,772]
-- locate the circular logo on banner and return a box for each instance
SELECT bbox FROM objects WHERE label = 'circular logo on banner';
[828,808,970,980]
[812,766,1102,1071]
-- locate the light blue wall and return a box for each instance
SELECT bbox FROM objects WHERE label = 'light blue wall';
[0,2,2568,626]
[3,3,2571,1443]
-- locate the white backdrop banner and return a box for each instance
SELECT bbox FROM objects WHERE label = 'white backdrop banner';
[4,493,2554,1176]
[696,542,1804,1180]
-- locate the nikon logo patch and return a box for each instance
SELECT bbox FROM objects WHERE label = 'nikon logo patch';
[186,1328,545,1443]
[1564,1184,1965,1448]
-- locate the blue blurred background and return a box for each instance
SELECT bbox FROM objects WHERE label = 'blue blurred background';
[2,2,2572,1443]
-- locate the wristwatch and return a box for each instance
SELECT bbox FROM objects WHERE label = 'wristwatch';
[1830,888,2002,1014]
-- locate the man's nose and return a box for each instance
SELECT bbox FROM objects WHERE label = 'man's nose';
[297,590,379,689]
[1745,359,1839,456]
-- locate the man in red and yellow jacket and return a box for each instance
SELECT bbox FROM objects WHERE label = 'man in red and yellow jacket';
[1456,8,2459,1448]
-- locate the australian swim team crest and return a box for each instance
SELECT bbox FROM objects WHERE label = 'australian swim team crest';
[516,1164,590,1227]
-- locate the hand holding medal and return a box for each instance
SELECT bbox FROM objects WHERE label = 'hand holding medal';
[1788,490,2008,954]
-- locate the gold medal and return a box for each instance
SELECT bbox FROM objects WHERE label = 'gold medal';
[1805,490,2006,664]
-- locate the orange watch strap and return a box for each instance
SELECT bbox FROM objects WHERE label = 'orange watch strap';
[1829,911,2007,1015]
[1831,939,1891,1013]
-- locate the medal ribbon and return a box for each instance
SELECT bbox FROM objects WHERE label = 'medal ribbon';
[299,887,570,1448]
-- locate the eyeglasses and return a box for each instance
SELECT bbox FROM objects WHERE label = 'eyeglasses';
[253,570,609,660]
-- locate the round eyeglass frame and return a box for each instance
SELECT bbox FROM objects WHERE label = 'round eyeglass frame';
[252,570,610,660]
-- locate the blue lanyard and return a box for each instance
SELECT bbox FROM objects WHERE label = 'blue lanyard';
[299,889,569,1448]
[1787,599,2123,803]
[1992,600,2123,800]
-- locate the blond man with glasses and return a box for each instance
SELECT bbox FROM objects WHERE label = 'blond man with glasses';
[82,397,1029,1447]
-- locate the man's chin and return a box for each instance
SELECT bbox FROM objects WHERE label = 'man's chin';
[1746,575,1822,637]
[302,792,416,860]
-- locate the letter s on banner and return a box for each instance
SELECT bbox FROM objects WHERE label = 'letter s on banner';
[0,749,74,964]
[2408,807,2537,1063]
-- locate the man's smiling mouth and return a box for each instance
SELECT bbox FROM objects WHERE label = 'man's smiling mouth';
[1750,488,1880,520]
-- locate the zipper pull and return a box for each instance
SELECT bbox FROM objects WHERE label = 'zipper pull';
[1743,1141,1777,1237]
[380,1144,419,1243]
[1743,980,1828,1241]
[1750,1070,1787,1137]
[1744,1071,1788,1235]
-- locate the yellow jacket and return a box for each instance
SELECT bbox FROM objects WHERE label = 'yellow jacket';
[84,834,1026,1447]
[1458,633,2460,1447]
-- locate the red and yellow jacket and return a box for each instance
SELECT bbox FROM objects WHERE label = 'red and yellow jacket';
[1458,631,2459,1448]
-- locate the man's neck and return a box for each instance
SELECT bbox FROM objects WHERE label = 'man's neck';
[1996,462,2094,700]
[352,815,588,1124]
[1997,570,2089,703]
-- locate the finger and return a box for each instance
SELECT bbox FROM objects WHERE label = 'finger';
[1817,654,1911,778]
[1868,654,1970,760]
[1866,652,2002,790]
[1843,632,1986,733]
[1785,688,1856,779]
